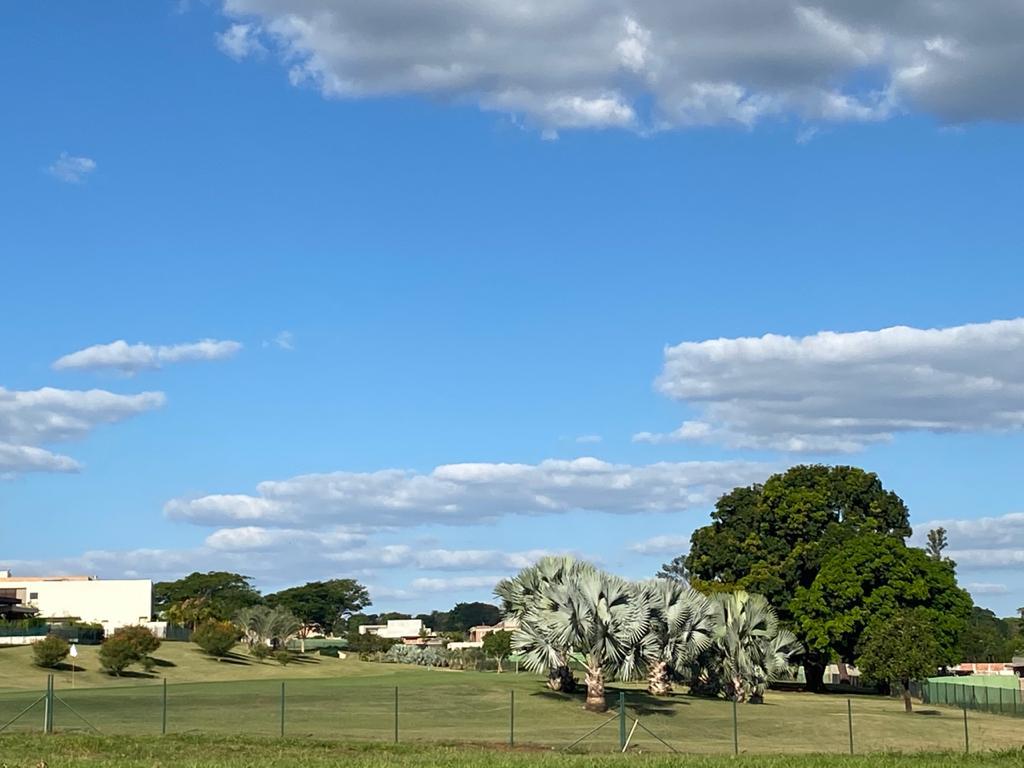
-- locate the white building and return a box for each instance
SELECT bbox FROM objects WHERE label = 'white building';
[0,570,152,631]
[358,619,428,639]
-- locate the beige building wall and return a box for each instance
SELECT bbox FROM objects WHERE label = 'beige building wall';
[0,577,152,630]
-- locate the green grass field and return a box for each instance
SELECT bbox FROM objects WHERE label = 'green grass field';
[1,643,1021,755]
[2,735,1023,768]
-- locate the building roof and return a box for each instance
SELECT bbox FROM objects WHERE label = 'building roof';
[0,575,95,582]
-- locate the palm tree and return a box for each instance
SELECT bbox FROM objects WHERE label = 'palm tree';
[502,559,656,712]
[690,591,800,703]
[236,605,302,652]
[642,579,715,696]
[496,556,582,692]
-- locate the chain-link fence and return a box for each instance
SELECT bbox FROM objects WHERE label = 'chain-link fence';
[917,680,1024,717]
[4,674,1024,754]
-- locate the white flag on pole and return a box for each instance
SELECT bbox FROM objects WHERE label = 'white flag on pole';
[70,644,78,658]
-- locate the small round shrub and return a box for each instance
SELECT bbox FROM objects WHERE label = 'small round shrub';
[99,634,139,676]
[193,620,240,659]
[33,635,70,669]
[274,650,292,666]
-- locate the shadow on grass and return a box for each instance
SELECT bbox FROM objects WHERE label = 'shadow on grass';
[914,709,943,716]
[150,657,177,668]
[194,650,252,666]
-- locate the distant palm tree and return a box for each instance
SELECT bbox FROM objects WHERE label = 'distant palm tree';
[236,605,302,652]
[690,591,800,703]
[642,579,715,696]
[512,563,655,712]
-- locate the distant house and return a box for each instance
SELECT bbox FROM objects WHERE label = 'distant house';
[359,619,430,642]
[0,570,151,631]
[468,619,519,643]
[951,661,1018,677]
[1012,658,1024,678]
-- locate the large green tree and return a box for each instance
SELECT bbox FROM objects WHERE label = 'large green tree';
[154,572,261,620]
[961,607,1019,662]
[857,610,943,712]
[265,579,370,634]
[681,465,912,690]
[790,533,971,666]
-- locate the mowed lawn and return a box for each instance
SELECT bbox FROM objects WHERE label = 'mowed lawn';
[1,643,1022,755]
[3,736,1024,768]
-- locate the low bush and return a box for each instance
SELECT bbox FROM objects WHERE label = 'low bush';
[32,635,70,668]
[193,620,240,659]
[383,644,450,667]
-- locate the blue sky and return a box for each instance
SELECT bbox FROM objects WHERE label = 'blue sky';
[2,1,1023,616]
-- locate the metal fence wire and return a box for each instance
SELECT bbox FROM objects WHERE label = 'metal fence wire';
[916,680,1024,717]
[2,674,1022,754]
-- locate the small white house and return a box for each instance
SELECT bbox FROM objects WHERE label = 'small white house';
[358,619,428,639]
[0,570,152,631]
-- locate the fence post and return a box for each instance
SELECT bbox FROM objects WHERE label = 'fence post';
[43,675,53,734]
[509,690,515,747]
[732,696,739,756]
[394,686,399,743]
[963,706,969,754]
[847,698,854,755]
[161,678,167,735]
[618,692,626,751]
[280,682,286,738]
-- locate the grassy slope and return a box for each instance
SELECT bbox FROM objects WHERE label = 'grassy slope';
[2,735,1023,768]
[1,644,1021,755]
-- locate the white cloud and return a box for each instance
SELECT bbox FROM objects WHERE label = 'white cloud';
[965,583,1009,596]
[48,153,96,183]
[638,318,1024,453]
[53,339,242,374]
[629,534,690,555]
[409,575,505,593]
[915,511,1024,571]
[0,443,81,477]
[217,23,266,60]
[0,386,164,478]
[165,457,772,527]
[264,331,294,350]
[216,1,1024,133]
[575,434,602,444]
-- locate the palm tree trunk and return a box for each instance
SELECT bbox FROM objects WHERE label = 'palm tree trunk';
[547,664,577,692]
[647,660,673,696]
[584,667,607,712]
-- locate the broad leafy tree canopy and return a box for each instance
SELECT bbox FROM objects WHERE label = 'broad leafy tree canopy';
[154,571,261,620]
[791,533,971,664]
[265,579,370,632]
[685,466,911,617]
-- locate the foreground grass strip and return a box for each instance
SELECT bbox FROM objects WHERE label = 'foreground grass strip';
[1,735,1023,768]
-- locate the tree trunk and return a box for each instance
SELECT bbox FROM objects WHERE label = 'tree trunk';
[584,667,607,712]
[803,652,827,693]
[547,664,577,693]
[496,657,503,674]
[647,660,673,696]
[902,679,913,713]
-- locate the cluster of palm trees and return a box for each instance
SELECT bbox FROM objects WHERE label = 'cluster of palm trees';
[234,605,303,658]
[495,557,800,712]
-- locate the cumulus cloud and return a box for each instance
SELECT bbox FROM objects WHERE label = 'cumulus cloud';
[0,386,165,478]
[637,318,1024,453]
[53,339,242,374]
[48,153,96,183]
[217,22,266,60]
[916,511,1024,571]
[629,534,690,555]
[165,457,772,527]
[216,0,1024,132]
[410,575,505,593]
[965,583,1009,596]
[0,443,81,477]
